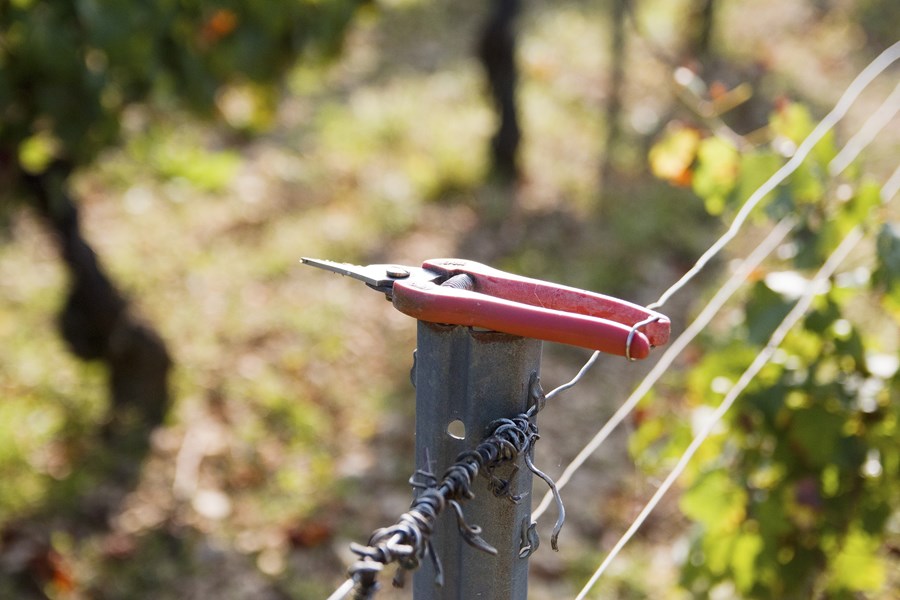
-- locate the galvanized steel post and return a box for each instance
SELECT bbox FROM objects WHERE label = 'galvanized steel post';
[411,321,542,600]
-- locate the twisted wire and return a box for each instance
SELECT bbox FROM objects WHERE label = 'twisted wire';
[336,411,553,599]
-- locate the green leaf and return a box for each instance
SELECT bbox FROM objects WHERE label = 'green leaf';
[803,296,841,334]
[827,528,885,592]
[788,406,845,467]
[693,136,740,215]
[17,131,60,174]
[874,223,900,295]
[628,413,666,459]
[680,470,747,534]
[746,280,794,345]
[686,340,759,406]
[754,492,792,539]
[769,101,837,170]
[812,182,880,263]
[735,150,783,219]
[770,102,815,145]
[846,180,882,224]
[812,129,838,167]
[703,533,736,576]
[833,326,865,367]
[731,530,764,593]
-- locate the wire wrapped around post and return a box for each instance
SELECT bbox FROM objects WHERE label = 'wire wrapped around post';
[345,408,564,599]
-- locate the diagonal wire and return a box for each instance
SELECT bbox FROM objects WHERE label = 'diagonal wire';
[880,164,900,202]
[884,168,900,203]
[534,42,900,522]
[574,214,871,600]
[572,178,899,599]
[532,217,795,521]
[545,351,602,401]
[648,40,899,311]
[649,40,899,311]
[541,41,900,405]
[325,579,355,600]
[828,81,900,176]
[326,43,900,600]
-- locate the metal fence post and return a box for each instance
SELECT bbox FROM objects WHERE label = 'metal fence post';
[411,321,542,600]
[301,257,670,599]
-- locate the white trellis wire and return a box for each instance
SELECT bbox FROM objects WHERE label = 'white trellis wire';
[534,40,900,523]
[574,219,870,599]
[573,162,900,598]
[554,42,900,599]
[325,39,900,600]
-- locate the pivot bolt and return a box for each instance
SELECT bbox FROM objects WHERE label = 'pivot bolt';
[386,266,410,278]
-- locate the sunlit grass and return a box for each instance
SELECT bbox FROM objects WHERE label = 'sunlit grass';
[0,220,108,520]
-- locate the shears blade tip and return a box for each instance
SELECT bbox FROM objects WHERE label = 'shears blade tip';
[300,257,371,280]
[300,257,423,293]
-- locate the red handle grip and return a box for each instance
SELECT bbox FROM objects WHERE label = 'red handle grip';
[391,259,670,358]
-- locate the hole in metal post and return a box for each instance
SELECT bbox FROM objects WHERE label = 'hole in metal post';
[447,419,466,440]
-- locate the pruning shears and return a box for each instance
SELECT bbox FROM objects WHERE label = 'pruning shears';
[301,257,670,360]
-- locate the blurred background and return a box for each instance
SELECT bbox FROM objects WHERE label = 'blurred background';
[1,0,898,598]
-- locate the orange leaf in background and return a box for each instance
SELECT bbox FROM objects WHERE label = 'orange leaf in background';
[709,80,728,101]
[648,124,700,188]
[773,95,792,114]
[746,266,768,283]
[632,407,649,427]
[286,520,334,549]
[24,547,75,595]
[49,549,76,595]
[671,167,693,187]
[201,9,238,44]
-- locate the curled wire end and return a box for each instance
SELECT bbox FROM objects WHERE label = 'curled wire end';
[526,372,546,417]
[518,518,540,558]
[625,316,663,361]
[450,500,498,555]
[524,452,565,551]
[426,541,444,587]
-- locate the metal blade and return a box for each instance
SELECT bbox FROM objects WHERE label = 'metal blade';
[300,257,430,293]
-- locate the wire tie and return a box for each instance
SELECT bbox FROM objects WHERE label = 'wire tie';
[527,372,546,416]
[518,517,541,558]
[625,315,663,362]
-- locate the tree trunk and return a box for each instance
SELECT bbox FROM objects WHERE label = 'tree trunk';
[686,0,716,62]
[478,0,521,181]
[599,0,628,208]
[23,165,171,437]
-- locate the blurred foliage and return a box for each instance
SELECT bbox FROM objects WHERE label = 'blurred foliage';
[0,0,897,598]
[641,102,899,597]
[0,0,361,187]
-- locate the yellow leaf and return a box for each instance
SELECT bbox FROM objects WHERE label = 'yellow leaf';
[649,125,700,185]
[18,131,60,175]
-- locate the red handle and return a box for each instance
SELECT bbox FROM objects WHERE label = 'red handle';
[391,259,670,358]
